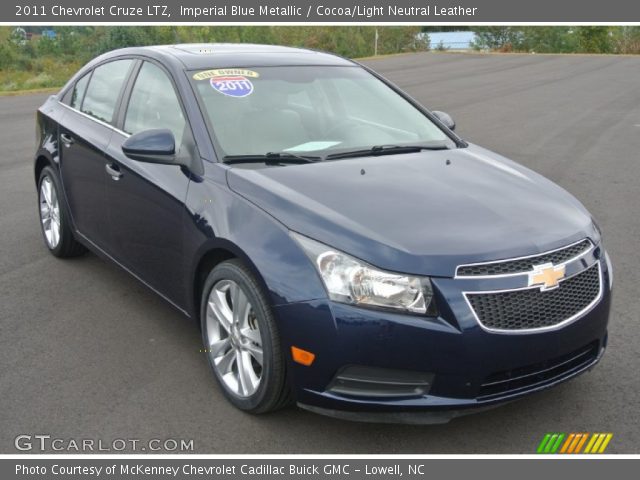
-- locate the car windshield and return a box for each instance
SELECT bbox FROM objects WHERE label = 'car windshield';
[190,66,457,160]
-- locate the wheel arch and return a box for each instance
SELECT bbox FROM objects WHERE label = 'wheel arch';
[191,239,274,327]
[34,153,53,185]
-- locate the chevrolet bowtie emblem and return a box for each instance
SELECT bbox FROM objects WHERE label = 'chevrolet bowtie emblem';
[529,263,566,291]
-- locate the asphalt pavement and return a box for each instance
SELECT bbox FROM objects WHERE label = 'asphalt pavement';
[1,52,639,453]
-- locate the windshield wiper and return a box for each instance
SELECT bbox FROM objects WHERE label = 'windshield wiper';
[325,142,450,160]
[223,152,321,165]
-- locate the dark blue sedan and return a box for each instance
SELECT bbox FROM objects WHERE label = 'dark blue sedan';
[34,44,612,423]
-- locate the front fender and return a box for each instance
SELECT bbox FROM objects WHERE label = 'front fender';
[184,165,327,315]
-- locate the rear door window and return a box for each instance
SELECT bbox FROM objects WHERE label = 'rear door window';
[69,73,90,110]
[81,59,133,124]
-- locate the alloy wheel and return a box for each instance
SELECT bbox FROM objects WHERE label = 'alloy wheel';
[205,279,264,397]
[39,176,61,249]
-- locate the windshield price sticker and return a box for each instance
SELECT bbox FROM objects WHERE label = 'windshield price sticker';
[194,69,259,98]
[210,76,254,97]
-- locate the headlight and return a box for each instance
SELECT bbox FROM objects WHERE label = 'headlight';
[291,232,435,315]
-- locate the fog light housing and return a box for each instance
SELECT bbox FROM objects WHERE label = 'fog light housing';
[327,365,433,398]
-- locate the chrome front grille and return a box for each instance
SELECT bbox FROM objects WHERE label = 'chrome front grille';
[465,262,602,332]
[456,239,592,277]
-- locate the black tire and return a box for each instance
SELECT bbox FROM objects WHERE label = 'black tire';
[200,259,291,413]
[37,166,86,258]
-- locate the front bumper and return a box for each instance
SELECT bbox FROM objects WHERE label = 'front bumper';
[273,254,612,423]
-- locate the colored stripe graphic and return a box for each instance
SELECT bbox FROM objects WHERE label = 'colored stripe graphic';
[584,433,599,453]
[574,433,589,453]
[559,433,575,453]
[550,433,565,453]
[537,434,552,453]
[597,433,613,453]
[537,433,565,453]
[568,433,582,453]
[537,433,613,454]
[585,433,614,454]
[544,434,558,453]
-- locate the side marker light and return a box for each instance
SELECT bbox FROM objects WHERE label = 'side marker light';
[291,346,315,366]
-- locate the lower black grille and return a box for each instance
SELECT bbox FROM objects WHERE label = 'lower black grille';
[466,263,601,331]
[478,341,600,399]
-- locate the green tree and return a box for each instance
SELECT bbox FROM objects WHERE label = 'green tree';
[95,27,152,55]
[519,27,577,53]
[472,27,521,50]
[611,26,640,54]
[575,27,612,53]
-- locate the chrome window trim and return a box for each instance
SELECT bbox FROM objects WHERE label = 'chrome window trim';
[58,101,131,138]
[463,261,603,335]
[455,238,594,279]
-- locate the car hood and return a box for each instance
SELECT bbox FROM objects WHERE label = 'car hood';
[226,144,597,277]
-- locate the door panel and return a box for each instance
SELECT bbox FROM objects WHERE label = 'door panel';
[58,59,135,251]
[102,61,193,306]
[58,109,113,248]
[104,132,190,306]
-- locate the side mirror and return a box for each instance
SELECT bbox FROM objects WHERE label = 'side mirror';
[122,129,176,164]
[432,111,456,131]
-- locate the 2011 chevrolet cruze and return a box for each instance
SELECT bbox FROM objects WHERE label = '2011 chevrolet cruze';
[34,44,612,423]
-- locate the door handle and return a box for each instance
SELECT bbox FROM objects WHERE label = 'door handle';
[60,133,74,147]
[105,163,123,181]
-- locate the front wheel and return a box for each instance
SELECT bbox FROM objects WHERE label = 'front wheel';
[200,259,291,413]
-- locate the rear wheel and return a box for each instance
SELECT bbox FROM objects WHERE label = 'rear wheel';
[37,166,85,258]
[200,259,291,413]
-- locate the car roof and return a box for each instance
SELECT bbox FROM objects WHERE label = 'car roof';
[105,43,357,69]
